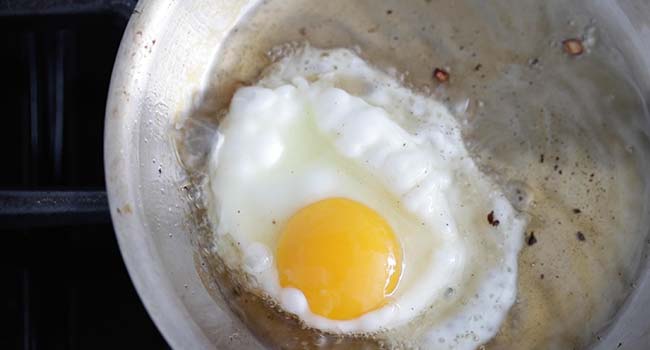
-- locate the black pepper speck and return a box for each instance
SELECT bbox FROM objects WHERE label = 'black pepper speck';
[487,211,500,227]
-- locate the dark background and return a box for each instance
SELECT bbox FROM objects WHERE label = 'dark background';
[1,1,170,348]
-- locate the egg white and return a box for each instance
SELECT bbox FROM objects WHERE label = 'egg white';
[207,46,526,349]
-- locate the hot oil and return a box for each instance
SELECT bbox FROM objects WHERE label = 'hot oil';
[178,0,650,349]
[469,43,650,349]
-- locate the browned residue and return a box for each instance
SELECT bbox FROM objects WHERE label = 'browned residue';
[563,38,584,56]
[117,203,132,215]
[433,68,450,83]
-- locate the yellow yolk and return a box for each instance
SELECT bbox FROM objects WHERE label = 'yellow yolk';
[276,197,402,320]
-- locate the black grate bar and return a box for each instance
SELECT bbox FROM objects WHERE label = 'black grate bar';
[48,30,67,184]
[0,191,110,228]
[22,269,31,350]
[0,0,137,19]
[27,33,39,186]
[50,30,66,182]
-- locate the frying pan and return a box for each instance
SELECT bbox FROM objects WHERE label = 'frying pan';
[104,0,650,348]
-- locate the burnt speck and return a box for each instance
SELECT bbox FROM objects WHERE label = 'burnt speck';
[529,58,539,66]
[487,211,500,227]
[386,9,393,15]
[474,63,482,71]
[540,154,545,163]
[433,68,450,83]
[272,220,276,225]
[563,38,584,56]
[527,232,538,246]
[577,231,586,241]
[540,274,545,280]
[617,342,623,349]
[299,27,307,36]
[573,208,582,214]
[117,204,132,215]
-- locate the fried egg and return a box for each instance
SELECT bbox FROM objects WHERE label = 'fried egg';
[207,46,527,348]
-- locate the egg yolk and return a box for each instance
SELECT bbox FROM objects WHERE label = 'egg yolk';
[276,197,402,320]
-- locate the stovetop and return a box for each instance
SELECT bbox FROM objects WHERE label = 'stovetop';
[1,1,169,348]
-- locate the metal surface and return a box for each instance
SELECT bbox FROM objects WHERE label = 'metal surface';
[1,0,137,18]
[0,191,109,228]
[104,0,650,349]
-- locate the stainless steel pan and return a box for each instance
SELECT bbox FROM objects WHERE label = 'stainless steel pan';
[104,0,650,348]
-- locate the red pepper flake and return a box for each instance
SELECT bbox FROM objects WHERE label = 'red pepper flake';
[487,211,500,227]
[563,38,584,56]
[433,68,450,83]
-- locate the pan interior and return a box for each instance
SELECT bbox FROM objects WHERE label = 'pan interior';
[171,0,650,349]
